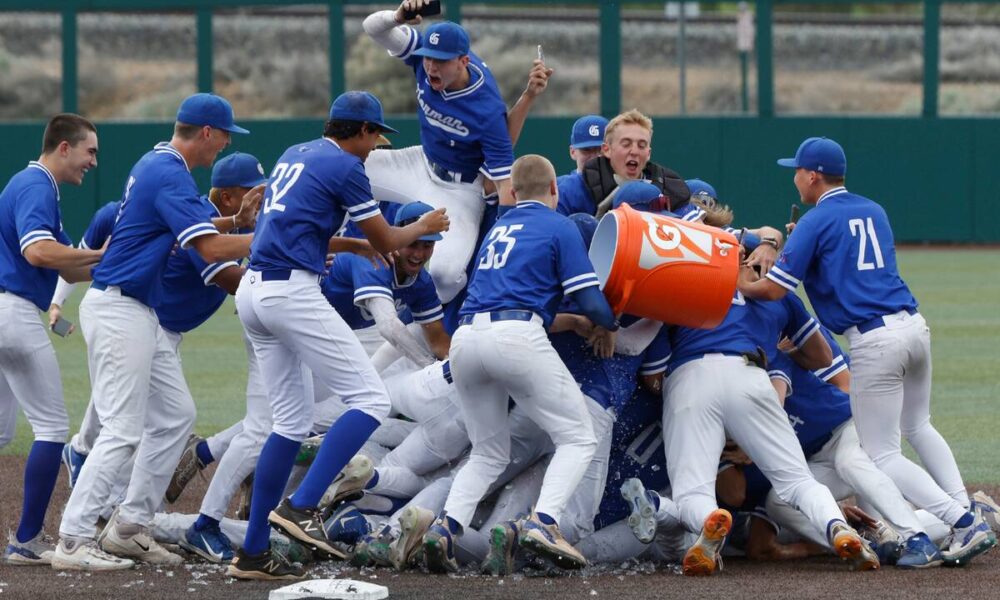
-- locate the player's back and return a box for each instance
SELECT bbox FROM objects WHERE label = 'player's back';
[250,138,379,275]
[666,291,760,370]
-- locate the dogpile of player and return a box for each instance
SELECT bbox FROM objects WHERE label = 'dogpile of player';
[3,0,997,581]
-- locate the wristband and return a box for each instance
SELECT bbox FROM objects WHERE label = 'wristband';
[760,237,779,249]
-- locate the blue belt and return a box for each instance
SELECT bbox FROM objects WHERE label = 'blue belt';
[91,281,136,300]
[429,161,478,184]
[856,307,918,334]
[458,310,535,327]
[260,269,292,281]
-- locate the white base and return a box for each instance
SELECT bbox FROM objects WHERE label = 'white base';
[269,579,389,600]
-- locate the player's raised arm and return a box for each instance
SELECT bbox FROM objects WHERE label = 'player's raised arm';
[363,1,422,56]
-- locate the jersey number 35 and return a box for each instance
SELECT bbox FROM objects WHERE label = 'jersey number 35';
[478,224,523,270]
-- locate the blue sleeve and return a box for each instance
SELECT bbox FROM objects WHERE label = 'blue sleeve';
[341,162,381,223]
[349,255,394,305]
[82,202,119,250]
[675,203,704,222]
[407,271,444,323]
[557,173,593,216]
[724,226,761,251]
[555,220,601,295]
[477,110,514,182]
[813,327,850,381]
[767,212,820,292]
[156,176,218,249]
[572,285,617,331]
[399,26,422,65]
[640,326,671,375]
[780,294,820,348]
[13,182,63,253]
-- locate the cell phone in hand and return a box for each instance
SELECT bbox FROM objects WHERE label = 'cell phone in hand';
[537,45,544,62]
[51,317,73,337]
[403,0,442,20]
[790,204,801,224]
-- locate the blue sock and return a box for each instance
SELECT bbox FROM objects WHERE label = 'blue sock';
[193,513,220,531]
[536,511,557,526]
[955,511,974,529]
[196,441,214,466]
[16,441,63,543]
[243,433,301,555]
[289,409,380,510]
[365,470,380,490]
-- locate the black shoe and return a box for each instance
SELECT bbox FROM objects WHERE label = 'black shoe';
[226,546,305,581]
[268,497,344,558]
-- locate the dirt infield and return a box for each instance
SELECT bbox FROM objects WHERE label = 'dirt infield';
[2,456,999,600]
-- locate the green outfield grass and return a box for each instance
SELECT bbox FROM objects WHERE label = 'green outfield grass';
[3,249,999,483]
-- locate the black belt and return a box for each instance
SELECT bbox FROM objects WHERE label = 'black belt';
[856,307,918,334]
[458,310,536,327]
[715,349,768,370]
[91,281,137,300]
[429,161,478,184]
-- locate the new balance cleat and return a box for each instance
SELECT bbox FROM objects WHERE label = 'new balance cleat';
[165,434,206,504]
[351,524,396,568]
[4,530,55,565]
[268,497,343,559]
[481,520,519,576]
[227,546,305,581]
[100,519,182,565]
[621,478,658,544]
[941,511,997,567]
[324,503,371,547]
[61,444,87,489]
[682,508,732,576]
[519,511,587,570]
[829,520,879,571]
[423,520,459,574]
[390,506,435,571]
[972,491,1000,535]
[179,522,234,563]
[51,536,134,571]
[319,454,374,515]
[896,533,943,569]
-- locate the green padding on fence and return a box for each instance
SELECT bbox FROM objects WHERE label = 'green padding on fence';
[2,117,999,243]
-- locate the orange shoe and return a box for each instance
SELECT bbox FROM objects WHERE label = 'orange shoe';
[682,508,732,576]
[830,521,880,571]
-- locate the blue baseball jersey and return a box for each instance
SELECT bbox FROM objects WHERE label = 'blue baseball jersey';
[0,162,73,310]
[250,138,381,275]
[664,290,762,371]
[766,187,917,334]
[81,201,119,250]
[397,29,513,181]
[749,293,820,366]
[155,195,242,334]
[460,201,600,329]
[92,143,219,308]
[321,252,443,330]
[556,171,593,216]
[771,330,852,458]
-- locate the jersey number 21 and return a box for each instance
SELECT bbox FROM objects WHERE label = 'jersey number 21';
[849,217,885,271]
[478,224,523,270]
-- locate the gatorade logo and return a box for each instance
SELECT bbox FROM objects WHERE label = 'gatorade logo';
[429,33,440,45]
[588,124,600,137]
[637,213,714,269]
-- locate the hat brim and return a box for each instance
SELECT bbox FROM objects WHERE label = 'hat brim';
[419,233,444,242]
[371,122,399,134]
[412,47,463,60]
[222,124,251,135]
[776,158,799,168]
[570,141,603,149]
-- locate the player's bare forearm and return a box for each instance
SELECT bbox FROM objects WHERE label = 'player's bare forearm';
[788,330,832,372]
[58,264,96,284]
[190,233,254,264]
[507,59,553,147]
[828,368,851,394]
[359,209,449,255]
[23,239,102,271]
[211,265,244,295]
[421,321,452,359]
[745,517,824,561]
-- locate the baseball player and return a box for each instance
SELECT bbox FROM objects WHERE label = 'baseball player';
[53,93,258,571]
[556,116,608,216]
[415,155,618,573]
[738,136,996,566]
[0,114,104,565]
[229,91,448,580]
[361,3,515,302]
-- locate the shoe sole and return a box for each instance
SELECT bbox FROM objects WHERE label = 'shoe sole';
[178,539,230,564]
[166,441,202,504]
[391,507,434,570]
[51,555,134,571]
[226,565,304,581]
[833,531,879,571]
[682,509,732,577]
[482,525,515,576]
[943,533,997,568]
[268,510,345,559]
[3,553,50,566]
[519,529,587,570]
[896,557,943,569]
[322,456,374,508]
[621,479,656,544]
[424,531,458,574]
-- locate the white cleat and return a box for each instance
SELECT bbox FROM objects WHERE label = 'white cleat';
[319,454,374,511]
[621,478,658,544]
[3,530,55,565]
[390,505,435,571]
[51,536,134,571]
[100,519,183,565]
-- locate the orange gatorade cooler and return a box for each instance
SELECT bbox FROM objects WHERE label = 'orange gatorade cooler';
[588,204,739,329]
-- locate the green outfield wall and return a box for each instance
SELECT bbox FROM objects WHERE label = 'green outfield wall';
[2,116,998,243]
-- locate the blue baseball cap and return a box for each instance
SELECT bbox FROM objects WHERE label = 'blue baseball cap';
[613,181,665,211]
[329,91,399,134]
[212,152,267,189]
[411,22,470,60]
[777,137,847,176]
[176,93,249,134]
[686,178,718,200]
[393,201,443,241]
[570,115,608,149]
[569,213,598,250]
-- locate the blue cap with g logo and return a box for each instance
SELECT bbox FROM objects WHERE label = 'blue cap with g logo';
[777,137,847,176]
[212,152,267,188]
[412,22,471,60]
[329,91,398,133]
[176,93,249,134]
[570,115,608,149]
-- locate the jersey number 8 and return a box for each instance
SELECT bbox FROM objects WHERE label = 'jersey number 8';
[263,162,305,214]
[478,224,523,270]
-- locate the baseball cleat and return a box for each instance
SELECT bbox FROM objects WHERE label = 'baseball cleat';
[227,546,305,581]
[423,519,459,574]
[519,511,587,570]
[319,454,374,515]
[324,503,371,547]
[351,524,396,568]
[481,520,519,576]
[165,434,206,504]
[941,510,997,567]
[3,530,55,566]
[972,490,1000,535]
[390,505,435,571]
[858,520,902,566]
[236,472,254,521]
[61,444,87,489]
[896,533,943,569]
[268,497,344,559]
[682,508,732,576]
[621,478,658,544]
[179,522,234,563]
[829,520,879,571]
[51,536,134,571]
[295,434,324,467]
[100,518,183,565]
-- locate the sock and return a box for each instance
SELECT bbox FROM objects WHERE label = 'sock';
[196,441,214,466]
[193,513,220,531]
[365,470,380,490]
[289,410,380,510]
[16,441,64,543]
[243,433,301,555]
[444,514,462,535]
[955,511,974,529]
[825,518,847,540]
[536,511,557,526]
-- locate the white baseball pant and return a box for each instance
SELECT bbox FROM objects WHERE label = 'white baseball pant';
[846,311,970,526]
[443,313,598,528]
[205,420,243,462]
[364,146,486,303]
[663,355,845,540]
[0,291,70,445]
